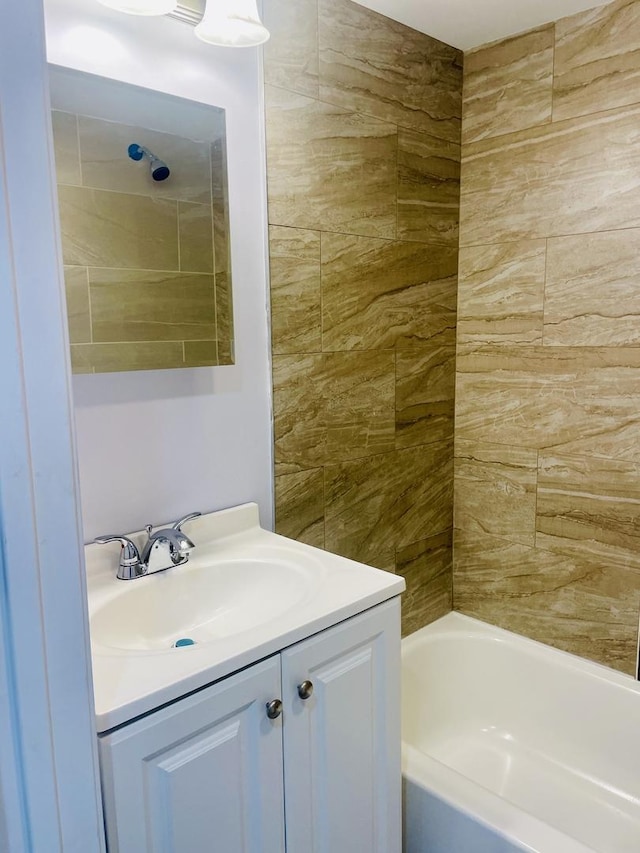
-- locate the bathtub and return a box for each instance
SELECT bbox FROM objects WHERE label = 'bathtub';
[401,612,640,853]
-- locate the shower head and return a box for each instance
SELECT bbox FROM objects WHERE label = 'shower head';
[127,143,171,182]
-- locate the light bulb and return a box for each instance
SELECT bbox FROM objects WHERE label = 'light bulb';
[195,0,270,47]
[96,0,177,16]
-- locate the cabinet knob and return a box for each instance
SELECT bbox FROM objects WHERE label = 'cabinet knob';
[266,699,283,720]
[297,680,314,700]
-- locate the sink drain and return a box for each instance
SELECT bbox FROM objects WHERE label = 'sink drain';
[172,638,196,648]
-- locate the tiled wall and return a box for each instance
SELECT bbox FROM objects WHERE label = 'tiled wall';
[263,0,463,635]
[454,0,640,674]
[52,110,233,372]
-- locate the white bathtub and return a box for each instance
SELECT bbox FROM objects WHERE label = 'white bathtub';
[401,612,640,853]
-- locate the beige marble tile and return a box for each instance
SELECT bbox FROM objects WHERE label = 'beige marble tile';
[183,340,218,367]
[70,341,184,374]
[537,453,640,571]
[324,442,453,570]
[554,0,640,123]
[321,233,457,351]
[58,186,178,270]
[318,0,462,142]
[460,102,640,247]
[397,127,461,247]
[178,202,214,274]
[269,226,321,355]
[263,0,319,98]
[544,228,640,346]
[63,266,91,344]
[457,240,546,346]
[89,269,216,342]
[273,351,395,474]
[463,26,554,144]
[52,110,81,186]
[453,526,640,674]
[455,346,640,460]
[78,115,212,204]
[275,468,325,548]
[396,530,452,636]
[454,440,538,547]
[215,271,234,363]
[265,84,397,239]
[395,346,455,450]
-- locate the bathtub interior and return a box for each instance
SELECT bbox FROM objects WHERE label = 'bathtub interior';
[401,614,640,853]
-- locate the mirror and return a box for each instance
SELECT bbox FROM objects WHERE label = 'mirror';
[49,65,234,374]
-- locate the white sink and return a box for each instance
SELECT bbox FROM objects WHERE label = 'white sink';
[90,554,321,652]
[85,503,405,732]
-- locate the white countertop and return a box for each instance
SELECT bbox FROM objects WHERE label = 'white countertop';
[86,503,405,732]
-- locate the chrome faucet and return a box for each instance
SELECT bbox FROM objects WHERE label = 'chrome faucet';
[95,512,201,580]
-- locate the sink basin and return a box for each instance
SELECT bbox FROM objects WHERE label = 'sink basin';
[90,554,320,652]
[86,503,405,731]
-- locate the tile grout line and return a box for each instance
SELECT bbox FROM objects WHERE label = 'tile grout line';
[541,237,549,346]
[551,21,557,123]
[86,266,93,345]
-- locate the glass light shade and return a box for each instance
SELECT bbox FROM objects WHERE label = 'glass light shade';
[96,0,177,15]
[195,0,270,47]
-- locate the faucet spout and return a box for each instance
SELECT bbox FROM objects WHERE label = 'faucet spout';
[141,527,195,573]
[141,512,201,576]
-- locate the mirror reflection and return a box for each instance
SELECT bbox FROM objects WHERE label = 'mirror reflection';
[49,65,234,373]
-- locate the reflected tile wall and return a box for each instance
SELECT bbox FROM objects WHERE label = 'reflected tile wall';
[63,266,91,345]
[455,0,640,674]
[77,115,212,203]
[58,185,179,271]
[264,0,462,634]
[52,111,81,186]
[89,269,216,343]
[52,109,230,372]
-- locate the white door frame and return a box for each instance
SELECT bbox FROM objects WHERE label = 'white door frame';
[0,0,104,849]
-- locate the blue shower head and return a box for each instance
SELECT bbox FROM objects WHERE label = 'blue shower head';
[127,143,171,182]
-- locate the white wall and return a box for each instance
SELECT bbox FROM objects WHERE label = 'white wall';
[44,0,273,540]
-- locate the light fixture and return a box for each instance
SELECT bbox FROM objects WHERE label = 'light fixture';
[194,0,270,47]
[96,0,178,16]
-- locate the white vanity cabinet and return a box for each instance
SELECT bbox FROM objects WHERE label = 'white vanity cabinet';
[99,598,401,853]
[99,656,285,853]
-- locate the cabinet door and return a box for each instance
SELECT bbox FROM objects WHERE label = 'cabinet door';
[99,656,285,853]
[281,597,401,853]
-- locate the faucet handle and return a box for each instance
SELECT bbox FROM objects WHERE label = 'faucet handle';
[172,512,201,532]
[94,535,145,580]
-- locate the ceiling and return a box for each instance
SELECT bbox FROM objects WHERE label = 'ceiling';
[350,0,605,50]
